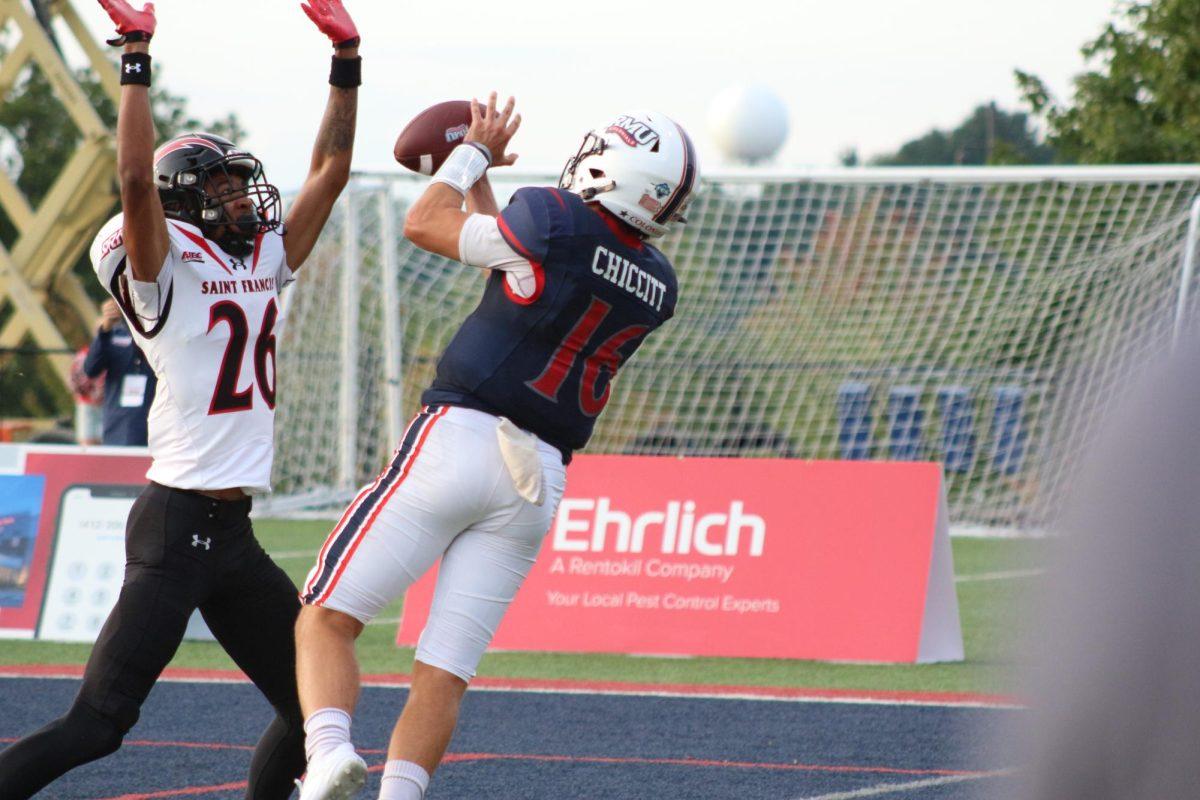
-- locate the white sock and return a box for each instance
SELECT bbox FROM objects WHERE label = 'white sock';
[303,707,353,763]
[378,760,430,800]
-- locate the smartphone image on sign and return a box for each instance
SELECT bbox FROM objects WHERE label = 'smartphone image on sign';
[0,474,46,609]
[36,484,216,643]
[37,484,141,642]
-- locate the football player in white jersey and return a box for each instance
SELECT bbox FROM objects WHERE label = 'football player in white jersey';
[0,1,360,798]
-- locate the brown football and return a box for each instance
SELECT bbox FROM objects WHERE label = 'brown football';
[393,100,474,175]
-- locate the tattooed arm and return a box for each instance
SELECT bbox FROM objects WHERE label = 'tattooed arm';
[282,39,359,272]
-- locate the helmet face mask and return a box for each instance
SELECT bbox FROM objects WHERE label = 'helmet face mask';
[559,112,699,239]
[154,133,282,257]
[558,132,614,200]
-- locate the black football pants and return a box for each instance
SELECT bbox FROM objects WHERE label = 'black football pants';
[0,483,306,800]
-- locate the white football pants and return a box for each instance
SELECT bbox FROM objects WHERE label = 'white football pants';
[301,405,567,681]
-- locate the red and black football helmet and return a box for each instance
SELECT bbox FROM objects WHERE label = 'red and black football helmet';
[153,133,282,256]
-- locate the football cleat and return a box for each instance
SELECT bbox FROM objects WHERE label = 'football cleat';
[295,744,367,800]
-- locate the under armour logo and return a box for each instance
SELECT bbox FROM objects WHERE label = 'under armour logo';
[191,535,211,550]
[124,63,142,74]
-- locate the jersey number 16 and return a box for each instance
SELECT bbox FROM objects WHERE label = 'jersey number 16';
[527,296,649,417]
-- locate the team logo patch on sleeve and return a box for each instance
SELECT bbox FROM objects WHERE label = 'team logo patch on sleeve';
[99,230,124,260]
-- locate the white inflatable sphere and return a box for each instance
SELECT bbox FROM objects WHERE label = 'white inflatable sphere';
[708,85,790,164]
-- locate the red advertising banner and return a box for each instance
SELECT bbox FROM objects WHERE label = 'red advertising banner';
[0,446,150,637]
[398,456,962,663]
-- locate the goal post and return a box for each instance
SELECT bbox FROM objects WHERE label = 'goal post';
[265,166,1200,534]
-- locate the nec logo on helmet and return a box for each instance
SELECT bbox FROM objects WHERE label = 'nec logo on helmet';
[606,116,660,148]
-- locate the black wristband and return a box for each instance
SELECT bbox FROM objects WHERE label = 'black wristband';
[336,36,361,49]
[106,30,152,47]
[329,55,361,88]
[119,52,151,86]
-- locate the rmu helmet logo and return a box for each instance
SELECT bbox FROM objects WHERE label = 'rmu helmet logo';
[445,124,469,143]
[606,115,660,148]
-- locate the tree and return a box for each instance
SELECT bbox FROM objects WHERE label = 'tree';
[871,102,1056,166]
[0,54,245,419]
[1017,0,1200,163]
[0,59,245,250]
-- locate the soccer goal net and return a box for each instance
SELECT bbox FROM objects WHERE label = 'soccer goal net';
[266,167,1200,534]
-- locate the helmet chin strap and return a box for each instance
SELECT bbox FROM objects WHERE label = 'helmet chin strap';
[217,232,255,257]
[579,179,617,201]
[208,213,258,257]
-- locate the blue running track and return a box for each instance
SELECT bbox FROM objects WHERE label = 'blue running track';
[0,676,1017,799]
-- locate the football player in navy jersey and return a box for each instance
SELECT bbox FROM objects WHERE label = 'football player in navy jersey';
[293,94,697,800]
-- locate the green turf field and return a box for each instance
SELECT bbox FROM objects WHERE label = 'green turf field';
[0,520,1044,695]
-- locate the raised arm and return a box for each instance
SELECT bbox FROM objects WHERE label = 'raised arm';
[404,93,521,260]
[99,0,168,281]
[282,0,361,272]
[466,174,500,217]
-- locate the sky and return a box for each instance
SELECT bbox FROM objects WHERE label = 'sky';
[55,0,1122,192]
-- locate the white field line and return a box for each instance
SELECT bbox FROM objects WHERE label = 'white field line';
[955,568,1043,584]
[793,770,1013,799]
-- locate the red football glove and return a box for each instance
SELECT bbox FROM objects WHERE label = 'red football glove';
[301,0,359,48]
[97,0,156,46]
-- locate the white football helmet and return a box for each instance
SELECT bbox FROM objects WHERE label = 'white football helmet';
[559,111,699,239]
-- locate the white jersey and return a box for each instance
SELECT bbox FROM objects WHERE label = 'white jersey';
[90,213,293,492]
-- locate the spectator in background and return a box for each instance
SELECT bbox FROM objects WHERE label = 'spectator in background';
[69,348,104,445]
[82,298,156,446]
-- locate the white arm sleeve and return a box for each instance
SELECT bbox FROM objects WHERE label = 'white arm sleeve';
[457,213,538,299]
[125,259,174,325]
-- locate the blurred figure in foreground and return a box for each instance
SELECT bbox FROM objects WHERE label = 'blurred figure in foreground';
[1016,336,1200,798]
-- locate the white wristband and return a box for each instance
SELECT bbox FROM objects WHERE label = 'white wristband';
[430,144,490,196]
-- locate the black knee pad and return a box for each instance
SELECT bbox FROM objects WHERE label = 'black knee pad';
[61,700,131,760]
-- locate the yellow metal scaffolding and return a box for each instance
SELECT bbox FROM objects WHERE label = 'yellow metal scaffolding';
[0,0,118,388]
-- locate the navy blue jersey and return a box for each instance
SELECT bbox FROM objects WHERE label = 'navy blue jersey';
[422,187,678,460]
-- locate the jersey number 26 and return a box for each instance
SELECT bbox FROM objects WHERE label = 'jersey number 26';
[208,299,278,415]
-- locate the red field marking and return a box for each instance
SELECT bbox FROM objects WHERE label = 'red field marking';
[78,746,996,800]
[98,781,247,799]
[92,764,390,800]
[0,664,1021,708]
[125,739,254,752]
[4,737,996,780]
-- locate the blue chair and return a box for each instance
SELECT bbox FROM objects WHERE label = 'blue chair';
[990,386,1027,474]
[887,386,924,460]
[936,386,976,472]
[836,382,873,460]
